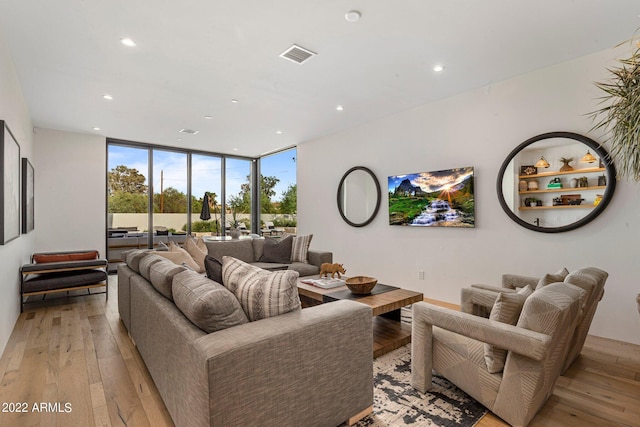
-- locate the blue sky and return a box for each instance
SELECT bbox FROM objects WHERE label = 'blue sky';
[108,145,296,202]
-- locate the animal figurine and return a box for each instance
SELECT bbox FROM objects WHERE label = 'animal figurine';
[319,263,346,279]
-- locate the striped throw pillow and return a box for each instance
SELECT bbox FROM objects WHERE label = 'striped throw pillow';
[484,291,529,373]
[290,234,313,263]
[222,256,301,321]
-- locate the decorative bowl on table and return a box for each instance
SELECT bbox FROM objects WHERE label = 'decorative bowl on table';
[345,276,377,295]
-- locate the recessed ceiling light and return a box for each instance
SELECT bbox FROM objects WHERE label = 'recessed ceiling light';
[231,99,239,103]
[345,10,361,22]
[233,148,239,151]
[92,127,100,131]
[121,38,136,47]
[276,130,283,134]
[336,105,344,111]
[433,64,445,72]
[204,115,213,120]
[103,94,113,100]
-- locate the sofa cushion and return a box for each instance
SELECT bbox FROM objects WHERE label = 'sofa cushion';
[149,259,187,300]
[289,262,321,277]
[204,255,223,284]
[222,256,301,321]
[172,270,248,333]
[184,238,207,272]
[536,267,569,289]
[258,235,293,263]
[139,254,167,281]
[291,234,313,263]
[484,291,529,373]
[124,249,150,273]
[206,239,256,263]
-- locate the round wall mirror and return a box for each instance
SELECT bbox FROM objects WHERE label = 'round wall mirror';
[497,131,616,233]
[337,166,381,227]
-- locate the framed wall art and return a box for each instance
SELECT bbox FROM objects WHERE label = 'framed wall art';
[22,157,34,233]
[388,166,475,227]
[1,120,21,244]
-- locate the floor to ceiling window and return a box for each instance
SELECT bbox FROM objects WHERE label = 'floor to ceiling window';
[107,141,259,269]
[152,149,188,238]
[259,147,297,233]
[107,145,150,233]
[192,154,222,236]
[225,157,253,235]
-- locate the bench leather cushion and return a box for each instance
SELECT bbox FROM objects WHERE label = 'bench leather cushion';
[22,269,107,293]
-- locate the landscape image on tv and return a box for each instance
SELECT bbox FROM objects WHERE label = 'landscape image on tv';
[388,166,475,227]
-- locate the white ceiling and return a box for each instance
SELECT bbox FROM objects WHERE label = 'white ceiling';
[0,1,638,157]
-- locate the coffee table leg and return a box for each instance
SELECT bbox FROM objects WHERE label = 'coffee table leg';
[380,308,401,322]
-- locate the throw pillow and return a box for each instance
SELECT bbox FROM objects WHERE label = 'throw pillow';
[204,255,223,284]
[291,234,313,263]
[172,270,248,333]
[484,292,528,373]
[152,249,201,273]
[156,241,169,251]
[536,267,570,289]
[195,236,207,252]
[258,236,293,264]
[222,256,301,321]
[184,237,207,272]
[516,284,534,298]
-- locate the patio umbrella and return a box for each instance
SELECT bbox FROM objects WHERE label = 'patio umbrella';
[200,193,211,221]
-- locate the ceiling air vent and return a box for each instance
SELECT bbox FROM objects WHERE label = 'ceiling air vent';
[179,128,199,135]
[279,44,316,64]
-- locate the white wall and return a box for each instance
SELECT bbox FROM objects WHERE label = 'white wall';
[0,33,34,354]
[34,128,105,254]
[298,46,640,345]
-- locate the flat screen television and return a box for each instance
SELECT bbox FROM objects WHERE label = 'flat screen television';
[388,166,475,227]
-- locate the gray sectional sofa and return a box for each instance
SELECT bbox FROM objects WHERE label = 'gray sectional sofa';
[117,250,373,427]
[204,237,331,276]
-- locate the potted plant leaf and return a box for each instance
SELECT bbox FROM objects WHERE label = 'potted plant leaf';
[590,34,640,181]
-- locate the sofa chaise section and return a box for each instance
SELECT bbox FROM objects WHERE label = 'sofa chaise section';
[118,254,373,427]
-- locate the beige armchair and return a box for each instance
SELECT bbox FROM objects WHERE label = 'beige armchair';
[412,282,586,427]
[461,267,608,372]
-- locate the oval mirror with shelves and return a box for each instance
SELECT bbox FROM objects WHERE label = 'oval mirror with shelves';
[497,132,616,233]
[337,166,381,227]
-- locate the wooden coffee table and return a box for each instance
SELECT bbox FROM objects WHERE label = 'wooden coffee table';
[298,278,423,358]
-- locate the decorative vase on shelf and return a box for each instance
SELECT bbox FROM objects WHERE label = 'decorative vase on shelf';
[570,178,578,188]
[519,180,528,191]
[559,157,574,172]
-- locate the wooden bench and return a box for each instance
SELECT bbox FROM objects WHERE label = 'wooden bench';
[20,250,108,312]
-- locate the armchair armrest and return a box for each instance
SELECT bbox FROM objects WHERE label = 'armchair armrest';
[411,301,551,393]
[461,286,499,316]
[502,273,538,290]
[469,283,517,293]
[307,249,332,267]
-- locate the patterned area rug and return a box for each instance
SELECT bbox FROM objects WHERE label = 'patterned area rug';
[354,307,487,426]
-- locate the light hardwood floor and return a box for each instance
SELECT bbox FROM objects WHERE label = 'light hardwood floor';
[0,280,638,426]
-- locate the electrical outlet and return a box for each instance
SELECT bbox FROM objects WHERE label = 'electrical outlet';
[418,270,425,280]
